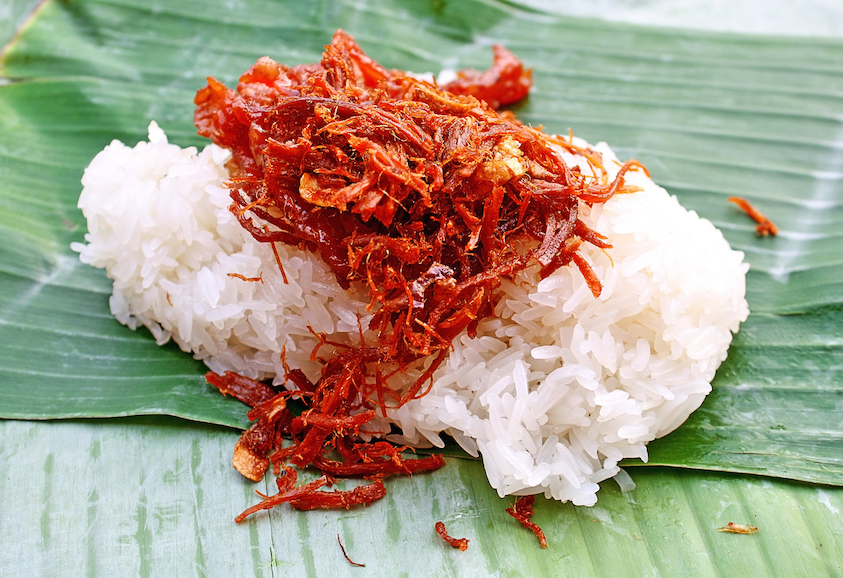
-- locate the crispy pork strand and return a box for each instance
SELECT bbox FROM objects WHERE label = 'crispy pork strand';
[728,196,778,236]
[435,521,470,551]
[208,370,445,519]
[506,495,548,548]
[233,464,389,522]
[196,30,646,505]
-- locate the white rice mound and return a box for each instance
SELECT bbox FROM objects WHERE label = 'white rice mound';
[73,122,749,507]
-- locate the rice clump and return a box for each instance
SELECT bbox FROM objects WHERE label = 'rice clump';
[73,122,749,506]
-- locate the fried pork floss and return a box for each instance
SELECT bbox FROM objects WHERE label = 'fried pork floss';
[195,30,642,515]
[506,495,548,548]
[435,521,470,551]
[728,196,778,236]
[210,371,440,521]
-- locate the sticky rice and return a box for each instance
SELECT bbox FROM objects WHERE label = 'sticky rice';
[73,121,748,506]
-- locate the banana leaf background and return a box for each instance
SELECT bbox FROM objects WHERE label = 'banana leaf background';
[2,0,843,575]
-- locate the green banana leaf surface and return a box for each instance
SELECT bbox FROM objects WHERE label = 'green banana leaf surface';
[1,0,842,575]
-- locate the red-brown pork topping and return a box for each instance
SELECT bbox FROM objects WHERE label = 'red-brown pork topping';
[196,30,645,519]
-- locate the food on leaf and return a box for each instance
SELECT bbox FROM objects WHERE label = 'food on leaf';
[717,522,759,534]
[505,495,548,548]
[728,196,778,236]
[72,30,749,517]
[435,521,470,551]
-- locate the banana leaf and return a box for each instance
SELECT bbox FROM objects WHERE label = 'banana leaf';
[1,0,842,575]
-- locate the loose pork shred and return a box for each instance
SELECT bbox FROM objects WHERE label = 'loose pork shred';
[196,30,645,521]
[506,495,548,548]
[435,521,470,551]
[728,196,778,236]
